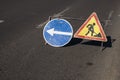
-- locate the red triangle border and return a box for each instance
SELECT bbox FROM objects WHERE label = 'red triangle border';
[74,12,107,42]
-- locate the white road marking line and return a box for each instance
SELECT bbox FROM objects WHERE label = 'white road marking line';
[104,10,114,27]
[108,10,114,20]
[0,20,4,23]
[36,20,49,29]
[52,7,70,17]
[36,7,70,29]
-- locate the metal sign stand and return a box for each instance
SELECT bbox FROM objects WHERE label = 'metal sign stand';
[101,41,104,51]
[100,18,112,51]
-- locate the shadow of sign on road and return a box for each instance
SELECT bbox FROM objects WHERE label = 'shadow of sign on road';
[81,36,116,49]
[65,38,83,47]
[65,36,116,51]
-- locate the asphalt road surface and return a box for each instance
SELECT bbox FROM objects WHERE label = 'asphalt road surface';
[0,0,120,80]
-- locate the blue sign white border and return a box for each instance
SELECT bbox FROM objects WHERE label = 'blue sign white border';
[43,18,73,47]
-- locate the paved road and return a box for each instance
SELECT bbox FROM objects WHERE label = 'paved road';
[0,0,120,80]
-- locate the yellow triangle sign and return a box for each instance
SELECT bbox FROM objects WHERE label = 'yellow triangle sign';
[74,12,107,42]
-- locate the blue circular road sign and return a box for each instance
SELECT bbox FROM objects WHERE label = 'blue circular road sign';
[43,18,73,47]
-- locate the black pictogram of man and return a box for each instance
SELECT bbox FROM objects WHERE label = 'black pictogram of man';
[85,23,96,36]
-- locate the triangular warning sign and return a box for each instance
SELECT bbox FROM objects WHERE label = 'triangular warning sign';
[74,12,107,42]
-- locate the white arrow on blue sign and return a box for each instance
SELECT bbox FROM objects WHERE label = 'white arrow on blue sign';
[43,18,73,47]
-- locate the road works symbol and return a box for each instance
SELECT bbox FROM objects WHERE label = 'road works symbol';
[43,19,73,47]
[74,12,107,42]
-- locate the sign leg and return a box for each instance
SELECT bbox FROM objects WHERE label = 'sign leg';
[101,42,104,51]
[44,16,52,45]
